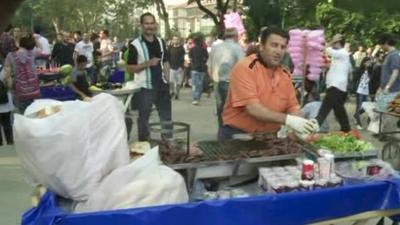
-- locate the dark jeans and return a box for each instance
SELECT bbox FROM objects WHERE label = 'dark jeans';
[316,87,351,132]
[191,70,205,101]
[0,112,13,145]
[215,81,229,128]
[219,125,246,141]
[86,66,97,85]
[354,94,367,126]
[136,86,172,141]
[99,59,113,82]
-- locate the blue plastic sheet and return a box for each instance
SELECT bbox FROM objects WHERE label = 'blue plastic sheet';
[109,70,125,83]
[40,86,77,101]
[22,180,400,225]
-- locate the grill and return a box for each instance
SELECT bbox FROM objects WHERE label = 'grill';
[168,138,304,170]
[197,140,293,160]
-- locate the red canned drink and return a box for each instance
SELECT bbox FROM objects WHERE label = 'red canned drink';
[301,159,315,181]
[367,165,382,176]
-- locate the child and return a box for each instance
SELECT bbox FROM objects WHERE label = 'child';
[69,55,92,100]
[354,57,372,129]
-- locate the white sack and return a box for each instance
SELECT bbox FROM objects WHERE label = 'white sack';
[75,147,189,212]
[14,93,130,200]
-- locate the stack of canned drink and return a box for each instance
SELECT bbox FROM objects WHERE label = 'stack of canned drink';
[258,163,343,194]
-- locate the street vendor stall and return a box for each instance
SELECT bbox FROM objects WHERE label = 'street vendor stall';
[22,128,400,225]
[372,93,400,164]
[37,65,77,101]
[22,179,400,225]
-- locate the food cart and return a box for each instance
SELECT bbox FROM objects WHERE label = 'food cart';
[373,93,400,165]
[22,179,400,225]
[22,129,400,225]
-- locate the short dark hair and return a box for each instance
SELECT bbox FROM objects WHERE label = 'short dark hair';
[74,31,82,36]
[339,39,346,47]
[260,26,289,45]
[194,37,202,46]
[33,25,42,35]
[90,33,99,42]
[19,33,36,50]
[101,29,109,37]
[76,55,88,64]
[379,34,397,46]
[140,12,156,24]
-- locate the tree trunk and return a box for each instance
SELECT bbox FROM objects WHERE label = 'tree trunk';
[0,0,26,31]
[194,0,226,36]
[155,0,171,38]
[52,19,60,35]
[77,10,89,32]
[233,0,238,12]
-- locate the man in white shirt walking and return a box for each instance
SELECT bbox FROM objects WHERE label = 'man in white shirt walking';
[33,26,51,68]
[316,34,352,132]
[74,33,95,84]
[207,28,245,128]
[98,29,114,81]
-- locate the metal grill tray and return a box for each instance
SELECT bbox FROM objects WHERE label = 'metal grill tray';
[168,140,303,170]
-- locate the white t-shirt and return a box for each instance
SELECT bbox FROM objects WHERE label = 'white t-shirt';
[325,47,352,92]
[357,71,370,95]
[100,39,114,62]
[35,35,51,55]
[207,39,245,82]
[75,41,94,68]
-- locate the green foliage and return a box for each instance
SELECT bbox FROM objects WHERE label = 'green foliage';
[243,16,258,42]
[188,32,205,41]
[243,0,400,49]
[12,0,155,40]
[316,2,400,48]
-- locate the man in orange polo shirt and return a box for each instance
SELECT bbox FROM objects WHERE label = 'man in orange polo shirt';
[221,27,318,140]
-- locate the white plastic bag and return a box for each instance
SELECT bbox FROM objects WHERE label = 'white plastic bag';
[362,101,380,134]
[14,93,130,200]
[75,147,189,212]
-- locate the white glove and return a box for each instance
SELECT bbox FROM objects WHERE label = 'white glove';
[309,119,320,133]
[285,115,317,134]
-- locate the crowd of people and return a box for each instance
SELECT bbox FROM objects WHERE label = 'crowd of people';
[0,11,399,144]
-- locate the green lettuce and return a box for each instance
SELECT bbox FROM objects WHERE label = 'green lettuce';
[312,135,372,153]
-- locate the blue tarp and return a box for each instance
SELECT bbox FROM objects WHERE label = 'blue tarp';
[109,70,125,83]
[22,180,400,225]
[40,86,77,101]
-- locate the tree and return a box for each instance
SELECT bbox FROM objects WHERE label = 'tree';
[316,2,400,47]
[0,0,26,31]
[188,0,232,37]
[243,0,400,47]
[333,0,400,14]
[154,0,171,38]
[133,0,172,38]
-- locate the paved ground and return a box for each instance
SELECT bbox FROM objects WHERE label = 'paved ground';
[0,87,392,224]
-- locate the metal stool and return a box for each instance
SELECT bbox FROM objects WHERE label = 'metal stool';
[149,121,191,154]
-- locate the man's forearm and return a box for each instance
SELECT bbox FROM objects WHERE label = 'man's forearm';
[127,61,149,74]
[69,84,88,99]
[208,67,213,80]
[290,111,304,117]
[163,62,170,81]
[246,103,287,124]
